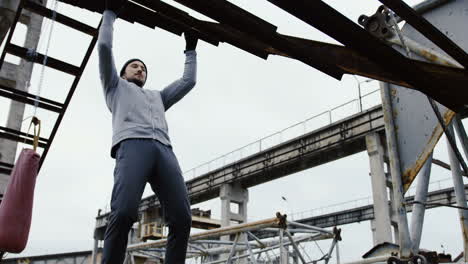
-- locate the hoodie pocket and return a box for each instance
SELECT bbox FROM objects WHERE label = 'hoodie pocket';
[124,103,147,126]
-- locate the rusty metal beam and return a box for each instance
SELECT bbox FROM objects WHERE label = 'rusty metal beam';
[0,83,63,113]
[55,0,468,110]
[266,0,468,111]
[277,36,468,109]
[128,214,286,251]
[0,125,48,148]
[5,43,81,76]
[173,0,278,37]
[0,162,14,175]
[171,0,345,78]
[378,0,468,69]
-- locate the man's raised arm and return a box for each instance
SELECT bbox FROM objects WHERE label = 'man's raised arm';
[161,33,199,111]
[98,10,120,94]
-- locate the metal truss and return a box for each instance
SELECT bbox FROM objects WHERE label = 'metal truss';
[56,0,468,111]
[125,213,342,264]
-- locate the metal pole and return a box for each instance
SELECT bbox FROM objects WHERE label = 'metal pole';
[245,235,258,264]
[279,229,288,264]
[380,81,413,257]
[410,152,432,253]
[336,241,340,264]
[324,238,338,264]
[341,255,389,264]
[288,221,334,234]
[192,240,248,246]
[227,233,241,264]
[247,231,266,248]
[284,230,307,264]
[128,215,285,251]
[447,124,468,262]
[454,115,468,158]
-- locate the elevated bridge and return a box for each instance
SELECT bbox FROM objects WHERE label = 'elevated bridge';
[95,105,384,232]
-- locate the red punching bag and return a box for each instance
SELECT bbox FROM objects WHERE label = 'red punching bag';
[0,118,41,253]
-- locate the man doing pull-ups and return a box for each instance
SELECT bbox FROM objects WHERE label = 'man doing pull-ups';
[97,0,198,263]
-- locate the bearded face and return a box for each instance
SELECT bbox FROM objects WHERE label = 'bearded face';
[122,60,147,87]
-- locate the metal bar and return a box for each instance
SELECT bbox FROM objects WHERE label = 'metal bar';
[247,231,266,248]
[131,0,219,46]
[282,35,468,95]
[0,87,63,113]
[191,240,248,246]
[38,21,100,171]
[288,221,333,234]
[284,231,307,264]
[387,35,461,67]
[173,0,277,36]
[173,0,344,78]
[432,158,468,176]
[188,243,208,254]
[0,83,63,107]
[23,0,97,36]
[5,43,81,76]
[342,256,389,264]
[0,162,14,169]
[0,0,24,71]
[336,241,340,264]
[447,124,468,261]
[380,81,413,257]
[454,115,468,159]
[0,168,10,175]
[378,0,468,69]
[279,229,287,264]
[266,0,466,111]
[410,153,432,252]
[226,233,240,264]
[0,131,47,148]
[245,235,258,264]
[128,215,285,251]
[287,229,320,234]
[0,125,48,144]
[324,238,338,264]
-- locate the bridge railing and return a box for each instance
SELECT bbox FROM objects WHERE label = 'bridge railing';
[183,88,382,180]
[286,178,453,221]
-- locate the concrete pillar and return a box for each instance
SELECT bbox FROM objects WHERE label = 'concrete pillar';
[220,182,249,226]
[91,238,99,264]
[366,132,393,245]
[0,0,17,45]
[0,0,46,196]
[219,182,249,262]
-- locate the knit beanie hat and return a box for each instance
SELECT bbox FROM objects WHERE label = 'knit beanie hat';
[120,58,148,81]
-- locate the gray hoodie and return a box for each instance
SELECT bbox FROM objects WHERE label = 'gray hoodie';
[97,10,197,158]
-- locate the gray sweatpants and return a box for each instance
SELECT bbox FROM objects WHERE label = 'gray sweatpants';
[102,139,192,264]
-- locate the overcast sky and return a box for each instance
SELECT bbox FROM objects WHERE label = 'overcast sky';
[1,0,467,262]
